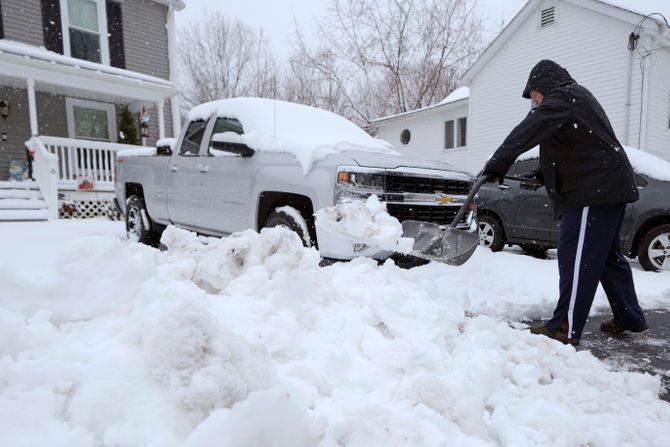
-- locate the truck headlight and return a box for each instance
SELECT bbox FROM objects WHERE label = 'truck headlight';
[335,169,385,202]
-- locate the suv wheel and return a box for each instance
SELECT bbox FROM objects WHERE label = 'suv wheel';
[478,215,505,252]
[263,207,312,247]
[126,195,160,246]
[638,224,670,272]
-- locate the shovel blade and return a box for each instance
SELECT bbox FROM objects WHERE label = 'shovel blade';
[402,220,479,266]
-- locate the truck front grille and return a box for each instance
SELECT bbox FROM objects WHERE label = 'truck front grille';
[385,175,471,195]
[386,204,460,225]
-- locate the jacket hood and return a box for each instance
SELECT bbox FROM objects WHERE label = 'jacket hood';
[522,60,575,98]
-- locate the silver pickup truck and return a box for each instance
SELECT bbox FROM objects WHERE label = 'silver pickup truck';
[114,98,475,263]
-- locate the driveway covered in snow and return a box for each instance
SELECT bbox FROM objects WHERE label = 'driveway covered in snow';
[1,220,669,446]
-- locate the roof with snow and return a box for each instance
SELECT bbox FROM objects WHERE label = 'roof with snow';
[0,40,177,96]
[189,98,398,173]
[371,87,469,124]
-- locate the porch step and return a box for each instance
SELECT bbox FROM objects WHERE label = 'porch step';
[0,198,48,210]
[0,180,39,190]
[0,189,42,200]
[0,209,50,221]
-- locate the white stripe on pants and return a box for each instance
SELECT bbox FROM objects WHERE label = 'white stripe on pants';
[567,206,589,338]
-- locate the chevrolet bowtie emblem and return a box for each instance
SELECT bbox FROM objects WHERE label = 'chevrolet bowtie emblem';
[435,195,452,204]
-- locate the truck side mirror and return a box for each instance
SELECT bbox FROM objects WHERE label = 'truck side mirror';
[156,145,172,156]
[211,140,255,158]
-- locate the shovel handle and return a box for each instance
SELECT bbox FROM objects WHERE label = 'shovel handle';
[449,175,491,229]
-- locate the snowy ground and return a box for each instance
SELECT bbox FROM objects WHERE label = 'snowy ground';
[1,219,669,447]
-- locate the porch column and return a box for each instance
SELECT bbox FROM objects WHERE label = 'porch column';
[157,100,165,140]
[27,78,38,136]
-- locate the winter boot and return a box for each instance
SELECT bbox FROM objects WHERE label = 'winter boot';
[530,321,579,346]
[600,319,649,334]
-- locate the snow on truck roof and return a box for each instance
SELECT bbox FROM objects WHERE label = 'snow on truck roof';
[516,145,670,182]
[189,97,399,173]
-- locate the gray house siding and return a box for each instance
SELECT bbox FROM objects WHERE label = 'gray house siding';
[123,0,170,80]
[2,0,43,47]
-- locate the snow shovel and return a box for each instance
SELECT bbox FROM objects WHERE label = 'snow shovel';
[401,175,490,266]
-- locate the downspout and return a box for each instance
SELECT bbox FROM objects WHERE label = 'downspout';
[623,33,635,145]
[167,4,181,137]
[638,34,653,150]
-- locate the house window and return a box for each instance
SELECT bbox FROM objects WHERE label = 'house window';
[60,0,110,64]
[66,98,116,141]
[457,117,467,147]
[68,0,101,62]
[445,121,454,149]
[400,129,411,145]
[539,6,556,28]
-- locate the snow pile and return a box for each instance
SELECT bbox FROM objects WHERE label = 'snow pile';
[188,97,398,173]
[315,195,414,254]
[1,220,670,446]
[117,147,157,157]
[160,225,321,291]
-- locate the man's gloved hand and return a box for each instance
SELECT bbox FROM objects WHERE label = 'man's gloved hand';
[481,162,507,184]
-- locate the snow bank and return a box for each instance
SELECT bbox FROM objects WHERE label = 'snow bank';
[188,97,398,174]
[315,195,414,254]
[1,220,670,446]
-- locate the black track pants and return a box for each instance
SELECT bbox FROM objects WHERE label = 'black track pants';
[546,203,646,339]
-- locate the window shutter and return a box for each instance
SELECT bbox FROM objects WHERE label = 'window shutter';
[106,0,125,68]
[457,117,467,147]
[445,121,454,149]
[41,0,64,54]
[0,0,5,39]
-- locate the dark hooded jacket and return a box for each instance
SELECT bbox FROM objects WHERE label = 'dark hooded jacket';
[483,59,639,218]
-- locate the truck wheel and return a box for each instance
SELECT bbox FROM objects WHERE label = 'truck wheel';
[638,224,670,272]
[478,215,505,252]
[126,194,159,246]
[263,208,312,247]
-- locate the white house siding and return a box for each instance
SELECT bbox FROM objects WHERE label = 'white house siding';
[466,0,650,172]
[643,46,670,161]
[375,101,470,170]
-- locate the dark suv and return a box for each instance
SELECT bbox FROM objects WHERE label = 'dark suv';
[476,149,670,272]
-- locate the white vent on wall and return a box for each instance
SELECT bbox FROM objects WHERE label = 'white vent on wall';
[540,6,556,27]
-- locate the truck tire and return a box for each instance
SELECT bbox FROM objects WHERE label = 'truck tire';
[263,208,312,247]
[478,215,505,252]
[125,194,160,246]
[638,224,670,272]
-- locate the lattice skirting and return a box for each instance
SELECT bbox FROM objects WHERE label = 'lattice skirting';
[59,200,122,220]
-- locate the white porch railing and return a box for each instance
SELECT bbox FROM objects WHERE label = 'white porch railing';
[25,136,59,220]
[38,136,153,191]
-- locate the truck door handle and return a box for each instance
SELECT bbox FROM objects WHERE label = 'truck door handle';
[170,165,179,172]
[198,164,209,173]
